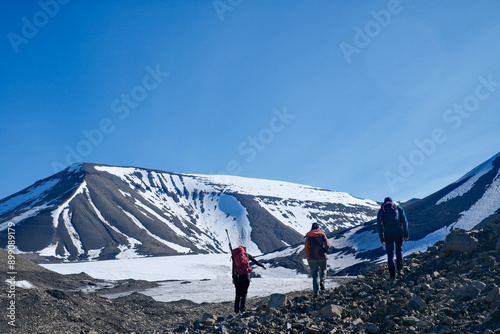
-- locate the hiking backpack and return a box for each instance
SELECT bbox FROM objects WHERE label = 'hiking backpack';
[381,202,400,227]
[232,246,252,275]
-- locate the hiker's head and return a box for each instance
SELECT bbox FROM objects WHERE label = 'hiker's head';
[240,245,246,252]
[311,223,319,230]
[384,197,393,203]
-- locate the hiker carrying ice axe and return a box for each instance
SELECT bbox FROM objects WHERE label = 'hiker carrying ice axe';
[225,229,267,314]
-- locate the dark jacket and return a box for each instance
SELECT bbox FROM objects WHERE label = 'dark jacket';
[377,202,409,243]
[305,229,330,260]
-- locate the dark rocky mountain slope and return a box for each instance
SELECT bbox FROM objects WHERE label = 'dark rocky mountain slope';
[0,163,379,261]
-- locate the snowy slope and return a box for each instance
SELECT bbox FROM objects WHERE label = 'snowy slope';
[0,163,379,261]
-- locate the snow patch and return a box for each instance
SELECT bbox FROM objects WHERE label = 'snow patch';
[87,248,104,261]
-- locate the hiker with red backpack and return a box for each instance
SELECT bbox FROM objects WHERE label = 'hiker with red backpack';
[304,223,330,297]
[377,197,409,279]
[231,245,267,314]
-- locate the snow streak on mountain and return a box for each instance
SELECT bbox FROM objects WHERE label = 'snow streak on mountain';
[0,164,379,261]
[260,152,500,276]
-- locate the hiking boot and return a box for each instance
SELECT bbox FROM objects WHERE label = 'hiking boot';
[397,267,403,276]
[320,282,325,291]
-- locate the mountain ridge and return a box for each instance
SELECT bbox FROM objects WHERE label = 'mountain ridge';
[0,163,379,262]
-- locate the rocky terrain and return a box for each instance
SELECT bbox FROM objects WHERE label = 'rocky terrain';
[177,219,500,334]
[1,218,500,333]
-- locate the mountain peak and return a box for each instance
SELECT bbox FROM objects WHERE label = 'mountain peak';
[1,163,378,262]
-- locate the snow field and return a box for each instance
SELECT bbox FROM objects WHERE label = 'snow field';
[42,253,326,303]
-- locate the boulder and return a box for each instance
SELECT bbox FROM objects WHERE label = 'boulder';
[486,286,500,303]
[409,296,427,311]
[317,304,344,319]
[268,293,287,308]
[454,284,480,300]
[443,229,478,253]
[365,322,380,333]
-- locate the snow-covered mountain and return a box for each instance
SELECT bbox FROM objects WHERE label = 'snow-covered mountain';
[0,163,378,261]
[260,151,500,275]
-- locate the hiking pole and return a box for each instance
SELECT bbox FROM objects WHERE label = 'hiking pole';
[226,229,236,281]
[225,229,234,258]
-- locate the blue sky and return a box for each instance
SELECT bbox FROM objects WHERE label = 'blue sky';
[1,0,500,202]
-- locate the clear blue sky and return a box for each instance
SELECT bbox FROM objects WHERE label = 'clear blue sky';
[1,0,500,202]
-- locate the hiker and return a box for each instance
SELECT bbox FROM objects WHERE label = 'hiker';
[232,245,267,314]
[304,223,330,297]
[377,197,409,279]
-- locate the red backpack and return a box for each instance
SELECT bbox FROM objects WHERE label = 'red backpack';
[232,246,252,275]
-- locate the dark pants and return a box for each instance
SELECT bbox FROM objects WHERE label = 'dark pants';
[234,274,250,313]
[308,259,327,296]
[384,229,403,277]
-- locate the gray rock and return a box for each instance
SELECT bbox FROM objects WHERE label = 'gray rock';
[202,312,215,321]
[365,322,380,333]
[486,286,500,303]
[352,318,364,327]
[409,296,427,311]
[305,324,322,333]
[454,284,480,299]
[470,280,487,291]
[443,228,478,253]
[268,293,288,308]
[204,318,216,326]
[317,304,344,319]
[402,316,419,326]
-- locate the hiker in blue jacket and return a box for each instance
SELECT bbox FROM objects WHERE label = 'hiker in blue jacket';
[377,197,409,279]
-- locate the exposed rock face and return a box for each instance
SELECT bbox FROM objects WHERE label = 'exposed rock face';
[2,220,499,333]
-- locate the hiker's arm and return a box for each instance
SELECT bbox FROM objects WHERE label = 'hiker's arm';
[247,254,267,270]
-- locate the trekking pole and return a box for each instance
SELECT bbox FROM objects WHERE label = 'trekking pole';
[226,229,236,280]
[225,229,234,259]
